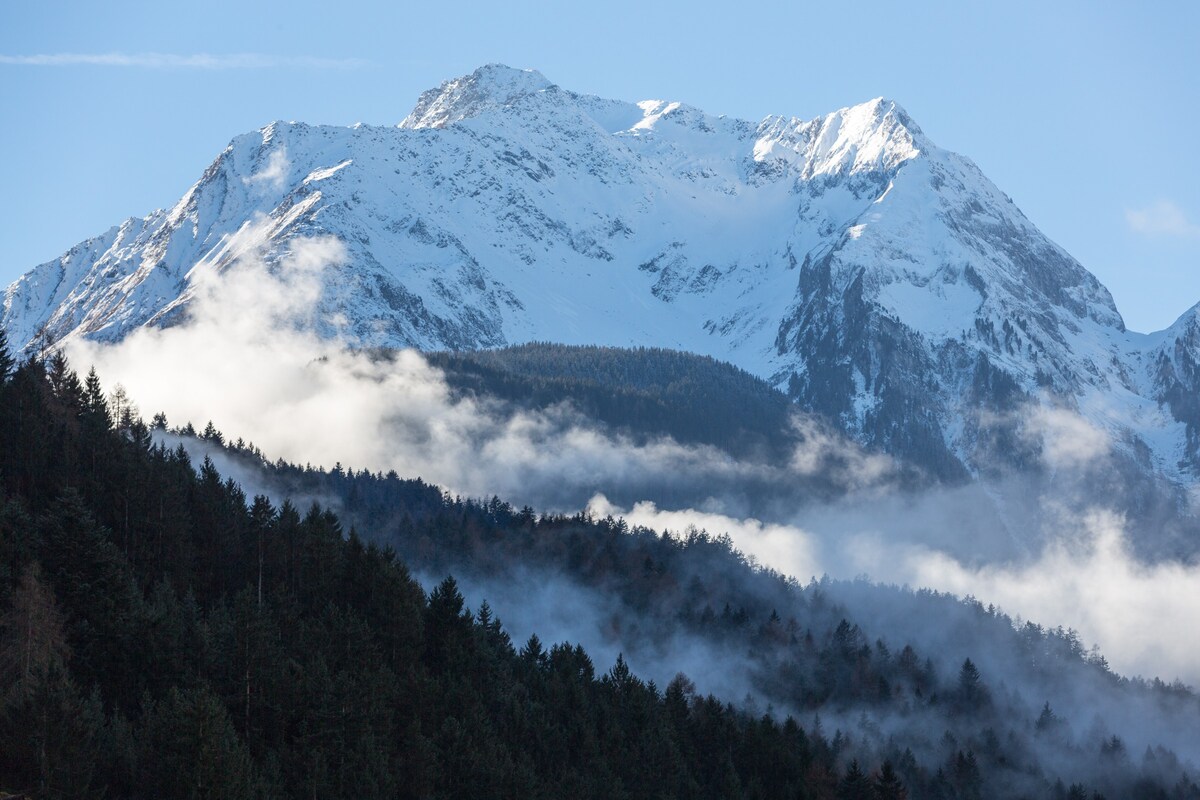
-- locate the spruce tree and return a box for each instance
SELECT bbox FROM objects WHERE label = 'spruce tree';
[838,758,874,800]
[957,657,989,711]
[0,327,15,385]
[875,759,908,800]
[139,686,257,799]
[46,350,83,412]
[83,367,109,426]
[0,563,70,705]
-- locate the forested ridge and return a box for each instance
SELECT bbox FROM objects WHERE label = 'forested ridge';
[425,342,922,505]
[426,343,797,463]
[2,332,1199,799]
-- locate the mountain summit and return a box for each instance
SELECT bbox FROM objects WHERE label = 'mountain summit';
[4,65,1198,494]
[400,64,555,129]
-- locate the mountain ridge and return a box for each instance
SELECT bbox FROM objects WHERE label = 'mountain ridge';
[4,63,1198,495]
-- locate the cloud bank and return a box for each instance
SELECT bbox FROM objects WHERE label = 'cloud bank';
[591,493,1200,685]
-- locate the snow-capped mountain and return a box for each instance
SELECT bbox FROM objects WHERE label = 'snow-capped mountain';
[5,64,1198,488]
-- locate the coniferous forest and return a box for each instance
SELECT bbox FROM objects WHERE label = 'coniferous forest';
[0,337,851,798]
[426,343,800,462]
[3,332,1200,799]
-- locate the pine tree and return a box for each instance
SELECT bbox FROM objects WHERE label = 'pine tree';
[424,575,473,673]
[248,495,275,609]
[716,752,745,800]
[0,666,104,797]
[838,758,874,800]
[83,367,109,424]
[46,350,83,412]
[108,383,137,430]
[874,759,908,800]
[139,685,257,799]
[39,490,143,707]
[951,749,982,800]
[201,420,223,444]
[0,562,70,705]
[520,633,547,672]
[0,326,13,385]
[957,658,989,711]
[1036,701,1061,734]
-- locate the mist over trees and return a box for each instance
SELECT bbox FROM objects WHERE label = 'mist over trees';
[200,424,1200,797]
[426,343,924,509]
[427,343,801,462]
[2,338,1200,798]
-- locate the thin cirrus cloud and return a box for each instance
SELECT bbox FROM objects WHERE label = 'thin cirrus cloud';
[1125,199,1200,238]
[0,52,366,69]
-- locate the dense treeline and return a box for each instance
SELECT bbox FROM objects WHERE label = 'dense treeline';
[251,454,1200,798]
[0,336,883,799]
[193,425,1200,796]
[2,333,1199,798]
[426,343,803,463]
[429,343,923,505]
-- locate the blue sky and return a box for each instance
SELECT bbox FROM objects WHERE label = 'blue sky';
[1,0,1196,332]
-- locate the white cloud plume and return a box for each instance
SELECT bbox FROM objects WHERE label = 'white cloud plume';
[1021,405,1110,470]
[589,495,824,581]
[595,492,1200,685]
[788,416,895,486]
[892,509,1200,681]
[66,226,787,510]
[0,52,366,69]
[244,147,291,191]
[1125,200,1200,238]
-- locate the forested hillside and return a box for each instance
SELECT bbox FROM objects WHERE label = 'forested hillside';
[427,344,799,463]
[0,338,874,798]
[180,421,1200,800]
[425,343,925,506]
[2,336,1200,799]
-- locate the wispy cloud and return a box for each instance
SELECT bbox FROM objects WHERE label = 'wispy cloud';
[0,52,366,69]
[1125,199,1200,238]
[243,147,291,191]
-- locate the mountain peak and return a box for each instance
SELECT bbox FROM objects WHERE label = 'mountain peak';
[400,64,555,129]
[822,96,926,152]
[753,96,926,178]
